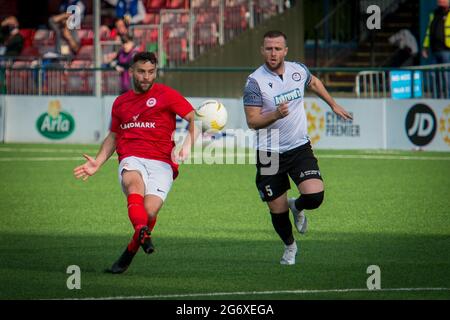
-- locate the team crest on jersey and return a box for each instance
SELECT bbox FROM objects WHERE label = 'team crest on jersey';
[146,98,157,108]
[292,72,301,81]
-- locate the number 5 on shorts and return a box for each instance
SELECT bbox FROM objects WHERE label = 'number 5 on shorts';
[265,185,273,197]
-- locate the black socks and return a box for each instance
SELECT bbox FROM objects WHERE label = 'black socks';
[270,211,294,245]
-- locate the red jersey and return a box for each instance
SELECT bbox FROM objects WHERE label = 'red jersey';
[110,83,193,179]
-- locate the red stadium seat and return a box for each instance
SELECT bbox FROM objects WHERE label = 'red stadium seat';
[45,69,66,95]
[132,26,159,51]
[165,0,188,9]
[75,45,94,60]
[65,60,93,95]
[33,29,55,46]
[39,45,57,56]
[145,0,167,12]
[7,61,37,94]
[20,46,40,57]
[150,28,159,42]
[143,12,160,24]
[102,70,121,95]
[99,25,112,40]
[225,0,247,6]
[191,0,218,8]
[77,29,94,46]
[82,14,94,28]
[225,5,248,29]
[166,37,187,64]
[195,8,219,24]
[19,29,35,49]
[195,23,217,46]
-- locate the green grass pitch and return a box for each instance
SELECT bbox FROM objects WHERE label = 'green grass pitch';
[0,143,449,300]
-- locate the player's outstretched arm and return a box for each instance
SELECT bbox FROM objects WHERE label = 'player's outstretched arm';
[307,75,353,120]
[73,132,117,181]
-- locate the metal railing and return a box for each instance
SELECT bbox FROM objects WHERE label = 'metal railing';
[0,61,121,96]
[404,64,450,99]
[355,64,450,99]
[355,70,387,98]
[1,64,450,99]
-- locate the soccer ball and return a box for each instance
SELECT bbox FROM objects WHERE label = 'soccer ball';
[195,99,228,132]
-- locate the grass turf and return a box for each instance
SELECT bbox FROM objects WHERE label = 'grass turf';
[0,143,449,300]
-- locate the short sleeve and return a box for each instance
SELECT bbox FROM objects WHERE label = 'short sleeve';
[297,62,312,86]
[110,99,120,133]
[296,62,311,87]
[243,77,262,107]
[169,89,194,118]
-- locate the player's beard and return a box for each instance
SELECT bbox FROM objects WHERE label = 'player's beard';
[133,78,153,93]
[265,59,282,72]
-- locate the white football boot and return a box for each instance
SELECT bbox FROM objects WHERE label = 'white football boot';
[280,242,297,265]
[288,198,308,234]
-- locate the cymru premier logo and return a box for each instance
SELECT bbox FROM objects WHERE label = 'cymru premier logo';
[440,105,450,147]
[36,100,75,139]
[305,101,358,145]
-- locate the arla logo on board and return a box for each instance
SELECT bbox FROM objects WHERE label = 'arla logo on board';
[36,100,75,139]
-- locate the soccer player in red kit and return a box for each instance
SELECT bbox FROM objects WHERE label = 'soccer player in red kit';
[73,52,198,274]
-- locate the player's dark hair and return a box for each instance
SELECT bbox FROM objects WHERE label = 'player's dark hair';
[263,30,287,45]
[132,52,158,65]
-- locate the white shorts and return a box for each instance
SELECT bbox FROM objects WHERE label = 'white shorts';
[118,156,173,201]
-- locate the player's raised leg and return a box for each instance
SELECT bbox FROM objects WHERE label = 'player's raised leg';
[122,170,148,251]
[108,169,146,274]
[140,159,173,254]
[289,178,324,234]
[141,195,165,254]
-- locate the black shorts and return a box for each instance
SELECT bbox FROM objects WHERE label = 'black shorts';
[255,142,322,202]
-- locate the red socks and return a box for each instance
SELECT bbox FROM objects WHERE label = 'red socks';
[126,194,160,253]
[148,214,157,232]
[126,193,148,253]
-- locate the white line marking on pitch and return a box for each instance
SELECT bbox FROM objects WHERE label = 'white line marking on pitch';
[0,151,449,162]
[0,147,98,154]
[61,287,450,300]
[0,157,86,161]
[318,154,450,161]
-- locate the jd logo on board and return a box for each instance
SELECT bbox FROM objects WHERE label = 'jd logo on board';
[405,104,436,147]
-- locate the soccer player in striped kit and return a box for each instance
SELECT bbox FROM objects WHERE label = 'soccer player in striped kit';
[243,31,352,265]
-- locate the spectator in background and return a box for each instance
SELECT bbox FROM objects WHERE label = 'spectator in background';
[99,17,131,43]
[422,0,450,64]
[110,18,131,42]
[0,16,24,57]
[49,0,85,56]
[49,12,80,56]
[59,0,86,18]
[108,35,139,93]
[104,0,146,25]
[388,29,419,67]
